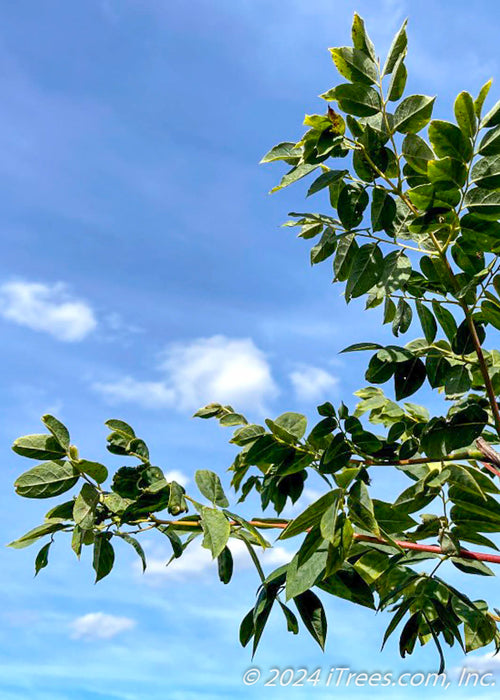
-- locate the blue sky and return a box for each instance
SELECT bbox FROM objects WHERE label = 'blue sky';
[2,0,500,697]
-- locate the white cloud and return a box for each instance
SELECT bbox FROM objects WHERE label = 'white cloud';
[451,652,500,680]
[69,612,136,640]
[289,364,338,402]
[0,280,97,341]
[93,335,278,411]
[136,539,291,585]
[164,469,190,487]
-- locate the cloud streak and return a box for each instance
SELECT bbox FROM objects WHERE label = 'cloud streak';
[93,334,278,411]
[0,280,97,341]
[289,364,338,402]
[69,612,136,640]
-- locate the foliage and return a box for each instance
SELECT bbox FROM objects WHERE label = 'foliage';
[10,14,500,670]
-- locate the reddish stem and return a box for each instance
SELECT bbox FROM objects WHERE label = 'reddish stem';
[482,461,500,479]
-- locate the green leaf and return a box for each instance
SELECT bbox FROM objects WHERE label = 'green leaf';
[394,95,435,134]
[318,565,375,609]
[280,490,341,540]
[270,163,318,194]
[337,183,369,229]
[470,155,500,190]
[71,525,84,558]
[260,142,301,164]
[452,319,485,355]
[320,502,340,543]
[325,83,381,117]
[239,608,255,647]
[310,229,336,265]
[451,506,500,533]
[73,483,99,529]
[351,12,376,61]
[102,492,133,514]
[392,299,412,337]
[45,500,75,521]
[245,435,290,466]
[217,546,234,584]
[464,612,497,652]
[252,589,276,657]
[444,365,471,396]
[464,187,500,220]
[481,99,500,129]
[105,419,135,437]
[34,541,51,576]
[333,233,358,281]
[478,125,500,156]
[402,134,434,174]
[307,169,346,197]
[447,464,485,499]
[14,460,80,499]
[230,424,266,446]
[474,79,492,118]
[201,507,230,559]
[219,412,248,427]
[481,300,500,329]
[271,412,307,440]
[168,480,187,515]
[365,354,395,384]
[76,460,108,484]
[345,243,383,301]
[373,500,417,533]
[341,342,383,353]
[93,534,115,583]
[382,19,408,75]
[8,521,66,549]
[348,481,380,536]
[422,406,488,458]
[399,612,421,658]
[128,437,150,462]
[12,434,67,461]
[193,403,224,419]
[428,120,473,162]
[387,55,407,102]
[371,189,396,232]
[42,415,70,451]
[427,157,467,187]
[223,510,270,549]
[416,301,437,343]
[431,299,457,342]
[294,590,327,650]
[394,357,426,400]
[117,532,147,572]
[286,544,328,599]
[278,600,299,634]
[195,470,229,507]
[460,214,500,252]
[320,434,352,474]
[454,91,477,137]
[158,525,183,558]
[329,47,377,85]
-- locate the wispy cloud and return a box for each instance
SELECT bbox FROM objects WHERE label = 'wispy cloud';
[93,335,278,411]
[289,364,338,402]
[69,612,136,640]
[0,280,97,341]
